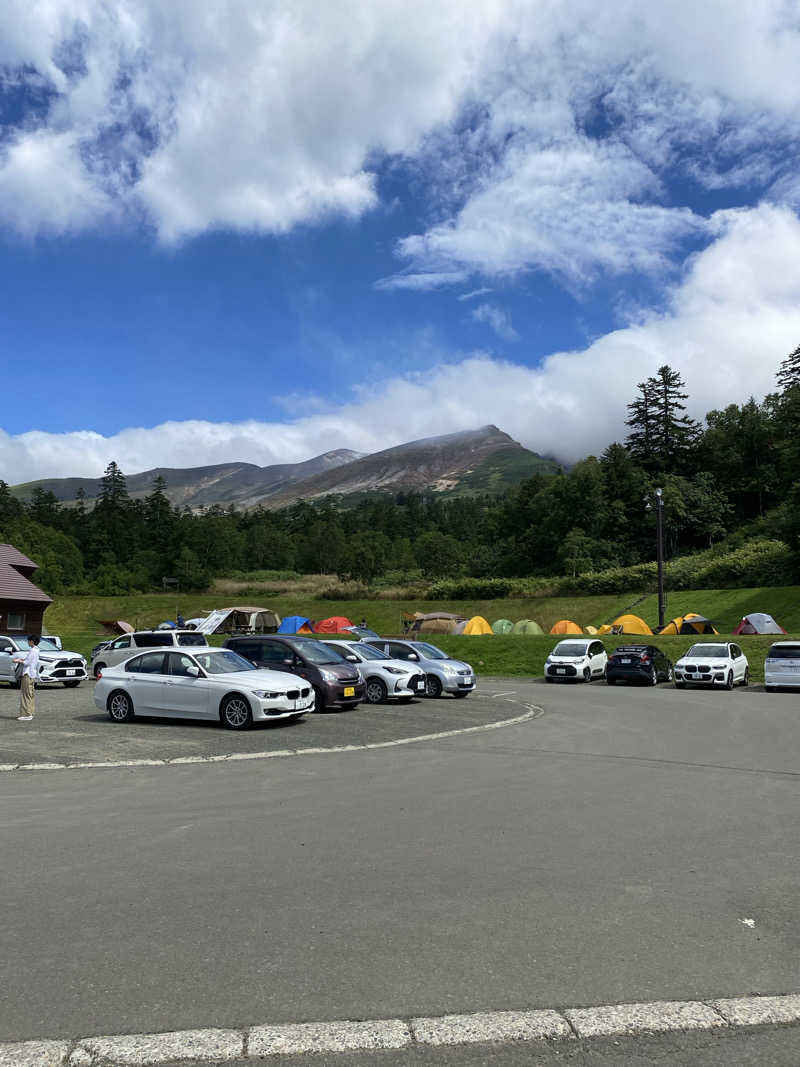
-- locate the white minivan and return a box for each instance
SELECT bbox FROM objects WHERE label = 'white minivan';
[91,629,209,677]
[764,642,800,691]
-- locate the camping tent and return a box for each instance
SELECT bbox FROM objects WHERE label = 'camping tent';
[419,617,463,634]
[314,616,354,634]
[463,615,492,635]
[550,619,583,635]
[659,613,718,636]
[733,612,787,635]
[99,619,133,635]
[492,618,514,634]
[584,625,598,635]
[277,615,315,634]
[513,619,544,636]
[195,606,281,635]
[611,613,653,635]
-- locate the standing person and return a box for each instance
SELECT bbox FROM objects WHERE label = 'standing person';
[177,610,185,628]
[13,635,40,722]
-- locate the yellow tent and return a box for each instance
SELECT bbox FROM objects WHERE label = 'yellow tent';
[584,625,598,635]
[550,619,583,635]
[463,615,493,635]
[596,623,613,635]
[610,613,652,635]
[660,613,718,636]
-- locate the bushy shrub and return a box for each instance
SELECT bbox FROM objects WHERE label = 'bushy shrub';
[428,577,515,599]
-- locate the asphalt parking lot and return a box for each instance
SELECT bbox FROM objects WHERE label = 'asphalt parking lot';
[0,678,533,768]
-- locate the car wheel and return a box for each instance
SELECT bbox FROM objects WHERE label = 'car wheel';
[63,680,81,688]
[649,667,658,686]
[365,677,388,704]
[740,667,750,687]
[583,667,591,683]
[107,690,134,723]
[220,694,253,730]
[93,663,106,679]
[452,690,469,698]
[425,673,443,698]
[313,686,327,712]
[725,670,734,690]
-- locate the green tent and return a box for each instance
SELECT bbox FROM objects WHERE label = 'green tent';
[512,619,544,635]
[492,618,514,634]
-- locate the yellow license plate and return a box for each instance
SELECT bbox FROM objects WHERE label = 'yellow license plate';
[344,686,355,697]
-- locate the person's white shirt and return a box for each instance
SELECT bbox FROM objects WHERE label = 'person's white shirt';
[13,646,40,680]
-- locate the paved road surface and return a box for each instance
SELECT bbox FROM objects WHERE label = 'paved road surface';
[1,679,797,1054]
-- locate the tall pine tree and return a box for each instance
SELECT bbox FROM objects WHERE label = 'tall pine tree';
[625,365,699,473]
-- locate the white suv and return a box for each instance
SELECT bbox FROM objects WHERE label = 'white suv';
[674,642,749,689]
[764,642,800,692]
[91,629,209,677]
[0,635,87,687]
[545,639,607,683]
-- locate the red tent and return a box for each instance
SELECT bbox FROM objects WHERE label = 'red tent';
[313,616,354,634]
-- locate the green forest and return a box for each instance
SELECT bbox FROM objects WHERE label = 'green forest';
[3,347,800,597]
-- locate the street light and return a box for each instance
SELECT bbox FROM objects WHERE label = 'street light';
[645,488,666,630]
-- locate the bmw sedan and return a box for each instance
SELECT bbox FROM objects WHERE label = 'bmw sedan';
[606,645,673,686]
[94,647,315,729]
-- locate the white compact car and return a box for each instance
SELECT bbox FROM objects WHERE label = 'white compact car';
[94,647,315,729]
[764,641,800,691]
[324,639,427,703]
[0,634,87,687]
[674,642,749,689]
[545,639,608,683]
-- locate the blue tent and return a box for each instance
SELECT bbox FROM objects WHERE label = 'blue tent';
[277,615,314,634]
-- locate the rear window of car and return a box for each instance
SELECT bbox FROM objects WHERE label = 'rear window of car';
[133,632,172,648]
[177,633,207,646]
[767,644,800,659]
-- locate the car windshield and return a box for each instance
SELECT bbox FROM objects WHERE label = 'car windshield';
[194,650,256,674]
[413,642,447,659]
[686,644,728,658]
[349,644,389,661]
[293,640,346,665]
[552,642,588,657]
[767,645,800,659]
[38,638,60,651]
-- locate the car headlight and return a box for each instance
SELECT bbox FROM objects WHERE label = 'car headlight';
[384,666,406,675]
[712,664,726,670]
[320,669,338,682]
[253,690,283,699]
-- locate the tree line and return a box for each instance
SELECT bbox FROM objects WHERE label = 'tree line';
[2,346,800,595]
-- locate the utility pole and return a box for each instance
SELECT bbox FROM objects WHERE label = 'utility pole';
[655,487,665,630]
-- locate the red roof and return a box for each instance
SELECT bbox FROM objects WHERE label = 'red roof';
[0,544,38,571]
[0,562,52,604]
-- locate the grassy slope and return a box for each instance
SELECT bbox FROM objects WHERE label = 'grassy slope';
[44,587,800,683]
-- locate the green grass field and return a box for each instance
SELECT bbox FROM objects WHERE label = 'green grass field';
[42,586,800,683]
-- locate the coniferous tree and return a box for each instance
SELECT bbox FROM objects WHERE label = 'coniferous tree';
[624,379,658,468]
[776,343,800,391]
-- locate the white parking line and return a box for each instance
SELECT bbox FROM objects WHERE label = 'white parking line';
[4,993,798,1064]
[0,704,539,774]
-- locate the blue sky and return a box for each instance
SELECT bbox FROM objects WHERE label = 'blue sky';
[1,1,799,482]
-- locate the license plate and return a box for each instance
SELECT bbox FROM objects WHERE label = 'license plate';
[621,658,631,664]
[67,669,77,676]
[557,668,566,675]
[343,686,355,697]
[415,680,425,690]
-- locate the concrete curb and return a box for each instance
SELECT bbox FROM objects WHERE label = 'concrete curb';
[4,994,798,1064]
[0,701,540,774]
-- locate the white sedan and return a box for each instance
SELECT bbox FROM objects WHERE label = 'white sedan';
[324,639,427,703]
[674,642,749,689]
[94,647,315,729]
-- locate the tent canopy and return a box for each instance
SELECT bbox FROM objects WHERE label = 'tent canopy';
[463,615,492,635]
[733,612,786,635]
[277,615,314,634]
[99,619,133,635]
[550,619,583,635]
[659,613,718,636]
[492,618,514,634]
[314,616,354,634]
[195,606,281,635]
[513,619,544,636]
[418,617,460,634]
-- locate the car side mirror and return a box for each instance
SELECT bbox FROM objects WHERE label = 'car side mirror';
[186,664,201,677]
[346,654,358,662]
[408,653,419,660]
[283,657,295,666]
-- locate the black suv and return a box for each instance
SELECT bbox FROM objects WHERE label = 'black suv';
[606,644,673,686]
[224,635,365,711]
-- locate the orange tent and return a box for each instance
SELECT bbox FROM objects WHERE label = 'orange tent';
[313,616,354,634]
[550,619,583,635]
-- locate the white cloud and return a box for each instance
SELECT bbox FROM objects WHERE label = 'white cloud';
[3,203,799,481]
[471,303,519,342]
